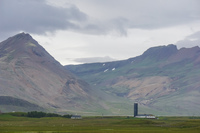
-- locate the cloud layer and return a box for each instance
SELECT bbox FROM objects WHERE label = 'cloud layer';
[176,31,200,48]
[1,0,200,64]
[0,0,87,36]
[1,0,200,37]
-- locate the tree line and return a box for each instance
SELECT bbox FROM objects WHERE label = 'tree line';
[7,111,72,118]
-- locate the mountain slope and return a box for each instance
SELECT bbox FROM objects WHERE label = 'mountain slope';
[66,44,200,116]
[0,96,44,112]
[0,33,108,114]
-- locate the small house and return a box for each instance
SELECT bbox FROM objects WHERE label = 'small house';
[135,114,156,119]
[71,115,82,119]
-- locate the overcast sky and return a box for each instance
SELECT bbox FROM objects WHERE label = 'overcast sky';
[0,0,200,65]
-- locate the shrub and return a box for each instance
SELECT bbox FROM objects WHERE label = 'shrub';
[63,114,72,118]
[27,111,46,118]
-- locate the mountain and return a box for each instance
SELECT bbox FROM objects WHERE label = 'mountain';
[66,44,200,116]
[0,33,115,114]
[2,33,200,116]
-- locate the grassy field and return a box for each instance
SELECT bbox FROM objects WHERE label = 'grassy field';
[0,114,200,133]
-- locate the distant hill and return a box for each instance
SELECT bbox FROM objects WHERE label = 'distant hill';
[66,44,200,116]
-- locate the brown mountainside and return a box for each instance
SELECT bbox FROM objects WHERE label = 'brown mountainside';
[0,33,99,113]
[66,44,200,115]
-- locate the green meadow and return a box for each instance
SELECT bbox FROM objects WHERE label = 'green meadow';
[0,114,200,133]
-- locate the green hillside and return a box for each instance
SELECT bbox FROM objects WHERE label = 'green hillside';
[66,45,200,116]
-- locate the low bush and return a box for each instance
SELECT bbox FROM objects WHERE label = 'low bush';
[27,111,71,118]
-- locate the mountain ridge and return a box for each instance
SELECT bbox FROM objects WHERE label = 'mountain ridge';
[0,33,107,114]
[66,44,200,115]
[1,33,200,116]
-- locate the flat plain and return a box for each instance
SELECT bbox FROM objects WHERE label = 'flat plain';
[0,114,200,133]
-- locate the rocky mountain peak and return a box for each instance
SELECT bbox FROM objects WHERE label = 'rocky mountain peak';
[13,32,32,40]
[0,33,99,113]
[141,44,178,61]
[2,32,37,47]
[0,32,52,63]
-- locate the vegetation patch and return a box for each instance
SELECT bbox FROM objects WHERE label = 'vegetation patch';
[6,111,72,118]
[27,42,36,47]
[0,114,200,133]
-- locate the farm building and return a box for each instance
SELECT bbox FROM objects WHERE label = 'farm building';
[134,103,156,119]
[71,115,82,119]
[135,114,156,119]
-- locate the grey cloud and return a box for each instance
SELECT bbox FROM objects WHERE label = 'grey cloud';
[81,24,108,35]
[121,0,200,30]
[0,0,87,36]
[72,56,116,64]
[1,0,200,39]
[79,17,130,36]
[110,17,130,36]
[70,0,200,36]
[176,31,200,48]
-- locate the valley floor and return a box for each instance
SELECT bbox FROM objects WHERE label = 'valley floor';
[0,114,200,133]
